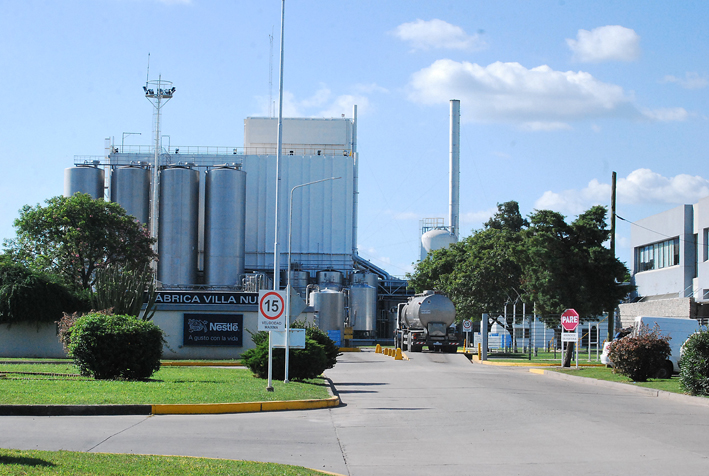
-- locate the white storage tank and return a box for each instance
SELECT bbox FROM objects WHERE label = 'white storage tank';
[289,270,310,298]
[204,165,246,286]
[158,165,199,286]
[349,273,377,332]
[421,229,457,260]
[110,165,150,224]
[310,288,345,333]
[64,165,104,199]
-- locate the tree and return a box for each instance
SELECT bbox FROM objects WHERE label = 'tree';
[408,202,526,329]
[4,193,156,291]
[522,205,633,322]
[408,201,633,363]
[0,255,89,326]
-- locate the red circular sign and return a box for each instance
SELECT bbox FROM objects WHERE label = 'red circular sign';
[561,309,580,331]
[259,292,285,320]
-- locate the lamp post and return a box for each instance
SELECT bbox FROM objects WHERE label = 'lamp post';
[121,132,141,152]
[284,176,341,383]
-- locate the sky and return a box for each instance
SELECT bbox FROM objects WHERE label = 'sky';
[1,0,708,278]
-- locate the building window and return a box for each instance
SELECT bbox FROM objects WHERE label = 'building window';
[704,228,709,262]
[635,237,680,272]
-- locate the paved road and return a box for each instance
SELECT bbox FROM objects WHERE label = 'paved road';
[4,351,709,475]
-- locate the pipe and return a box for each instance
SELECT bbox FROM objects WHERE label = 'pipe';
[449,99,460,240]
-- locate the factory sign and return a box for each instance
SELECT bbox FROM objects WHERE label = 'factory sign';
[155,291,258,306]
[183,313,243,346]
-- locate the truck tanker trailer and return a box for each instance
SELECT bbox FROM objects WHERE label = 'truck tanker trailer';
[395,290,459,353]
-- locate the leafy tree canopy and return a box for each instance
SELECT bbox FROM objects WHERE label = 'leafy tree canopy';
[4,193,156,290]
[408,201,633,326]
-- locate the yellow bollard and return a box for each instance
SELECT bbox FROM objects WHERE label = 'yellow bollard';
[395,348,403,360]
[386,348,391,356]
[375,344,382,354]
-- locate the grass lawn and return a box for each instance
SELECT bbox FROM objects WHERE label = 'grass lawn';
[0,363,330,405]
[482,350,604,365]
[551,366,696,394]
[0,448,329,475]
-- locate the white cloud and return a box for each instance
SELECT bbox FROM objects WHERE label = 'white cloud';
[319,94,370,118]
[392,19,486,51]
[407,60,636,127]
[566,25,640,63]
[257,85,373,118]
[460,208,497,224]
[641,107,689,122]
[521,121,573,131]
[354,83,389,94]
[662,72,709,90]
[534,169,709,215]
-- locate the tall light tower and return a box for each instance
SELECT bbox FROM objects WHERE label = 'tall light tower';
[143,76,175,254]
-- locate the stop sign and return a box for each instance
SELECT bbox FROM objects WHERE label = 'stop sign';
[561,309,580,332]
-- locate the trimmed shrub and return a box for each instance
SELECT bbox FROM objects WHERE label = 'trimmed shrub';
[303,325,341,370]
[679,329,709,396]
[241,338,328,381]
[607,325,671,382]
[68,313,164,380]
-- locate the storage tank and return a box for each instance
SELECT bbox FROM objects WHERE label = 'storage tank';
[402,290,455,329]
[310,288,345,333]
[317,270,343,291]
[158,165,199,286]
[204,165,246,286]
[64,165,104,199]
[421,229,457,260]
[349,273,377,332]
[110,165,150,224]
[289,270,309,298]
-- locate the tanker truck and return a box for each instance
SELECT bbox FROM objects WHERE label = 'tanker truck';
[395,290,459,353]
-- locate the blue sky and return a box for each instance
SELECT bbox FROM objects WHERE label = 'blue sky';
[1,0,708,277]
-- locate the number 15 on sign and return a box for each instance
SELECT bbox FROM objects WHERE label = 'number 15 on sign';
[258,290,286,331]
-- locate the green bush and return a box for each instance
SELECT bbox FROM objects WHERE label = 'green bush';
[607,325,671,382]
[303,325,341,370]
[0,259,89,326]
[242,338,327,381]
[679,329,709,396]
[67,313,165,380]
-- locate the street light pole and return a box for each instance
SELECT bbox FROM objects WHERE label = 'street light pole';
[284,176,341,383]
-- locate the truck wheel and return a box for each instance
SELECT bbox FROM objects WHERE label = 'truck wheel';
[655,361,673,379]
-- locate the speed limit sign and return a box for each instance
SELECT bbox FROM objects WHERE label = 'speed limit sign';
[258,290,286,331]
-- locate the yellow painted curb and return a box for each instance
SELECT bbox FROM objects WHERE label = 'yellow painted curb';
[152,395,340,415]
[338,347,361,352]
[529,368,546,375]
[161,361,243,367]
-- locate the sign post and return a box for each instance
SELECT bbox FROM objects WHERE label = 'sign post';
[561,309,580,369]
[462,320,472,350]
[259,290,287,391]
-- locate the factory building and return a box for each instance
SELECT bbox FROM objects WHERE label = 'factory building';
[56,113,410,359]
[619,196,709,326]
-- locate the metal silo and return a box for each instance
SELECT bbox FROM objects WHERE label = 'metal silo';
[289,270,310,298]
[158,165,199,286]
[64,165,104,199]
[349,273,377,332]
[317,270,343,291]
[110,165,150,224]
[204,165,246,286]
[310,288,345,333]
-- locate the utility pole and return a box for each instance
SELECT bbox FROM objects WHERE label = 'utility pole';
[609,171,617,341]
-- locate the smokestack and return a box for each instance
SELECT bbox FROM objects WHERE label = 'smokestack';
[449,99,460,240]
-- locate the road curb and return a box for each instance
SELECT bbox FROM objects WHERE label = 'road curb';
[530,368,709,407]
[0,377,341,416]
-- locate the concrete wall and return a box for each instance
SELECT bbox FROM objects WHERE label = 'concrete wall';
[0,322,67,359]
[618,297,694,327]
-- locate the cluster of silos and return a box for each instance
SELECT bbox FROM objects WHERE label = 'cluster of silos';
[63,162,246,287]
[308,271,378,338]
